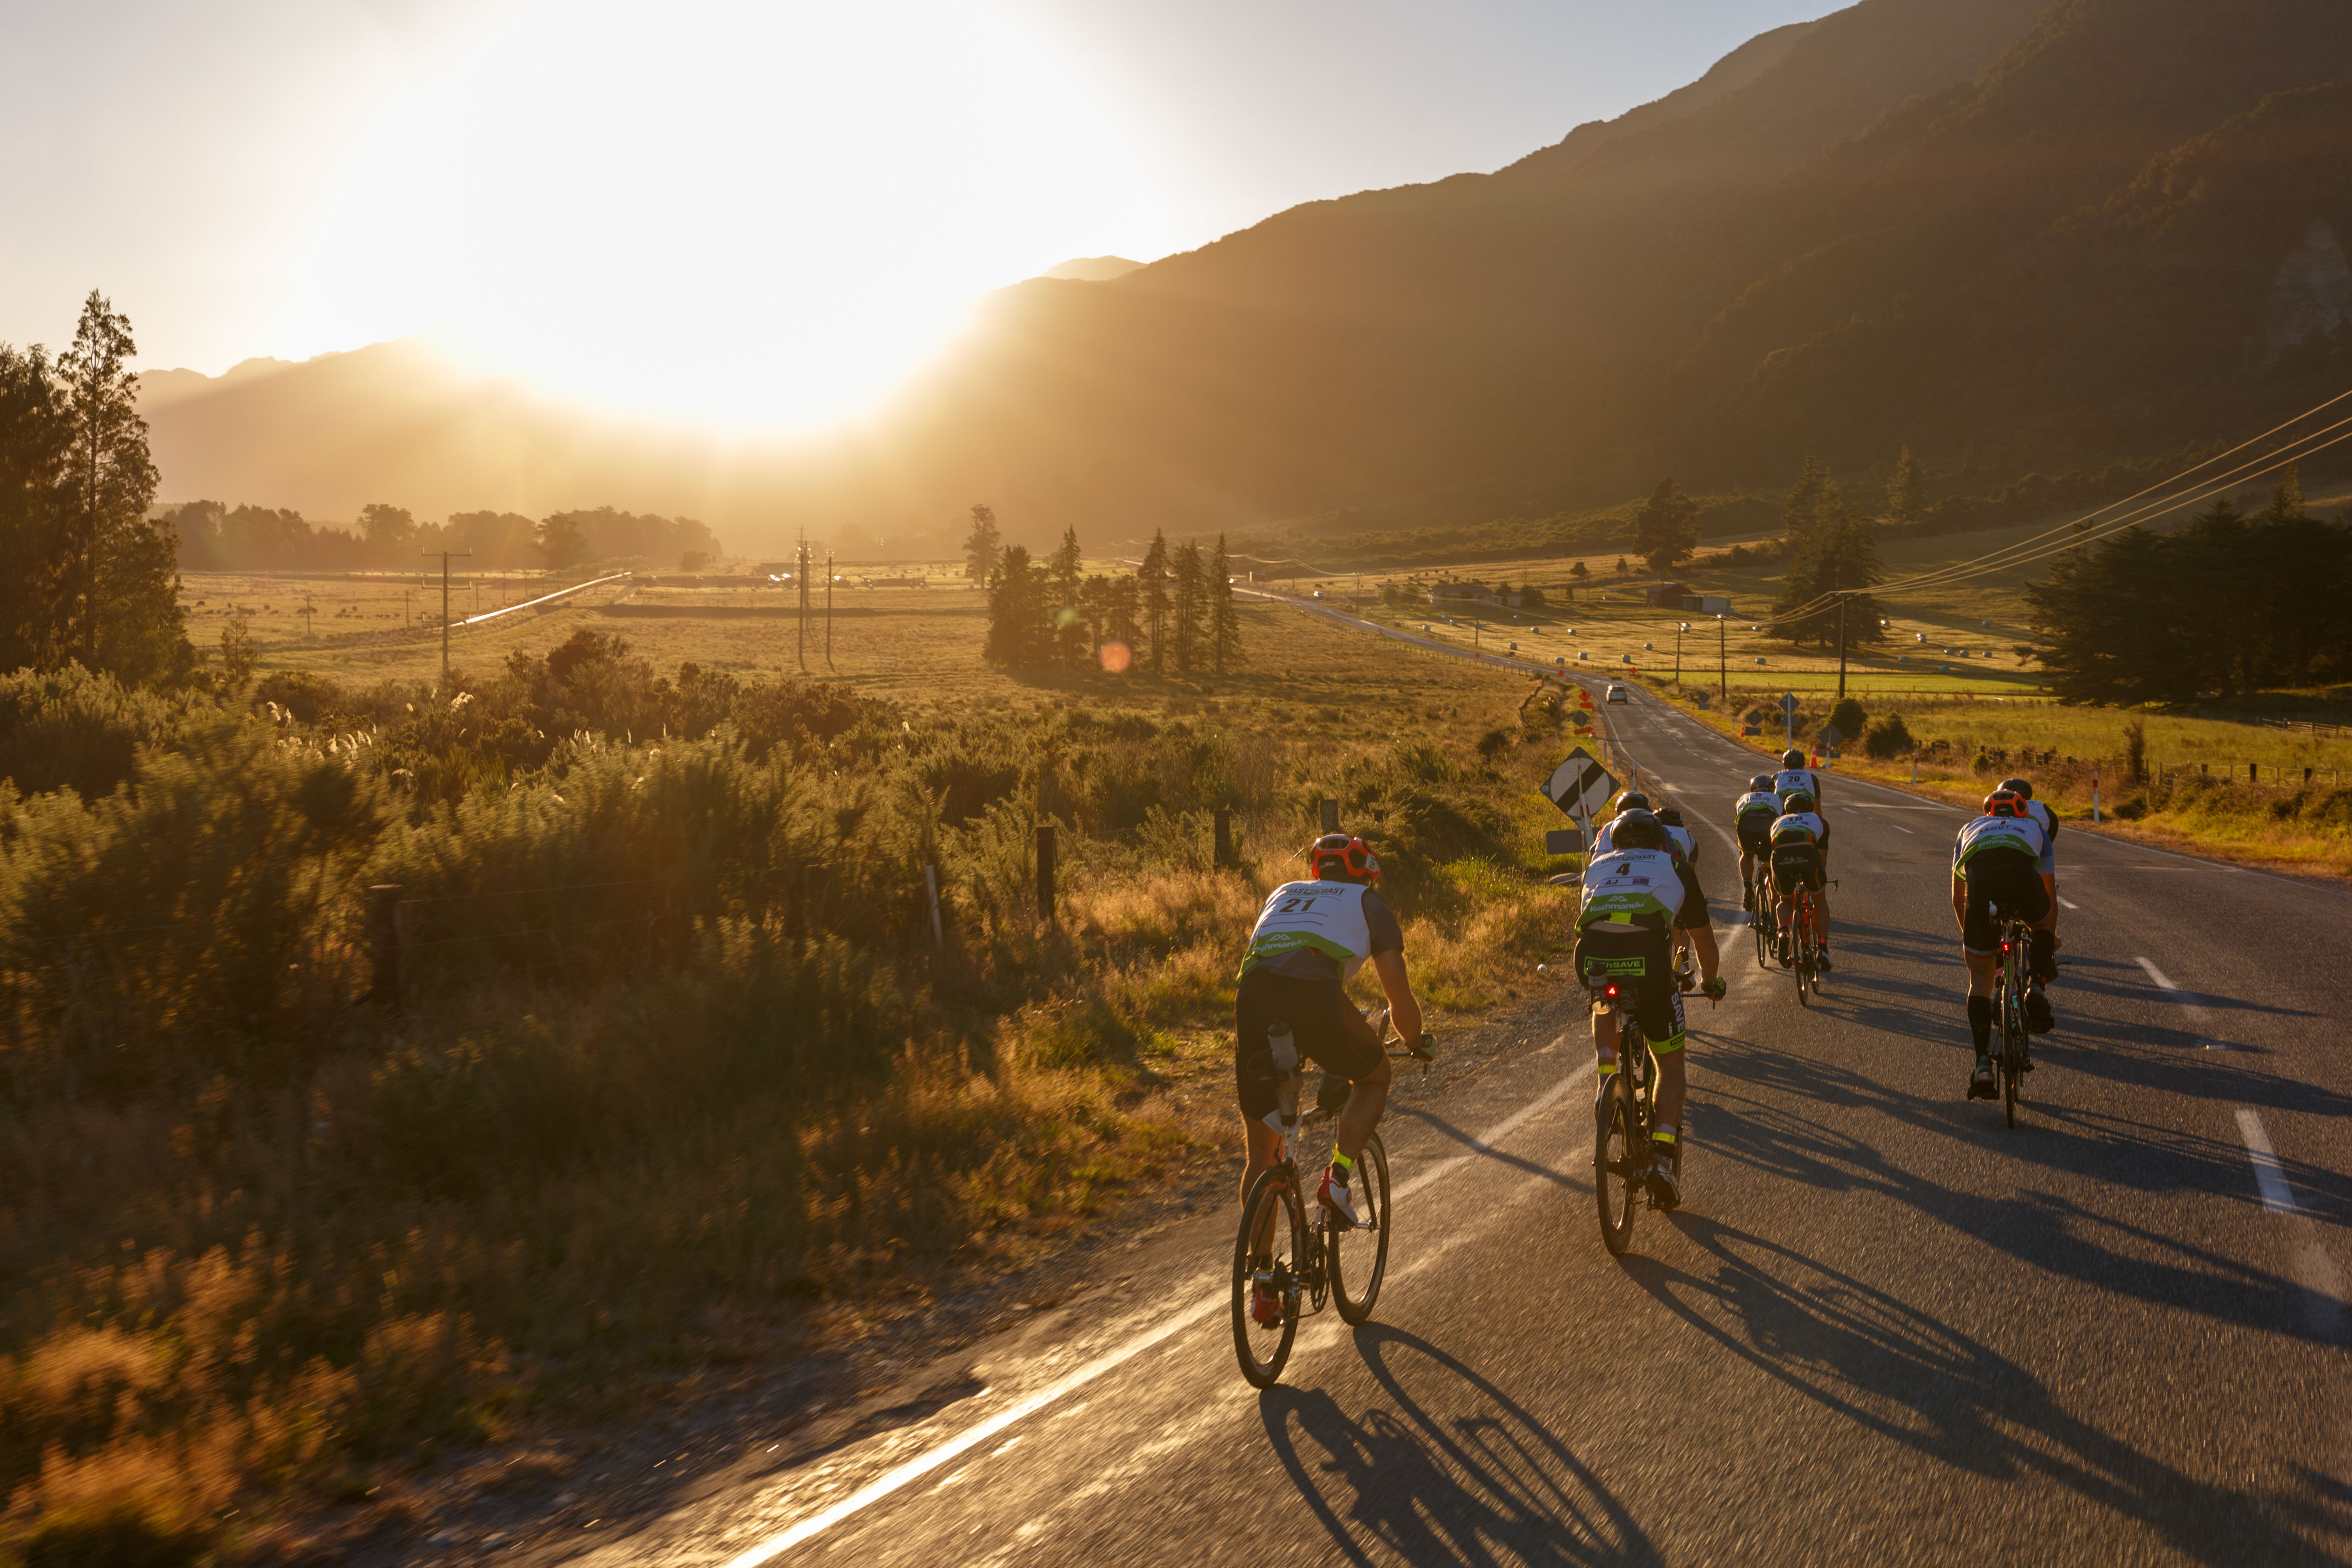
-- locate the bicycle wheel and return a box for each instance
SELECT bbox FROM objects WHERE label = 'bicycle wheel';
[1595,1063,1640,1255]
[1231,1167,1305,1388]
[1329,1132,1390,1325]
[2001,953,2024,1129]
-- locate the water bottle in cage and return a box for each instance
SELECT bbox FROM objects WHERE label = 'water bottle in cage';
[1266,1020,1300,1130]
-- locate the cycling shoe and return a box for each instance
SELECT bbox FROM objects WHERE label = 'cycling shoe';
[1815,950,1834,973]
[1646,1143,1682,1210]
[1318,1165,1364,1228]
[1967,1067,1997,1100]
[2026,987,2054,1035]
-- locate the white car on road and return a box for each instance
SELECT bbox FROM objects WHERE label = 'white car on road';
[1606,684,1629,703]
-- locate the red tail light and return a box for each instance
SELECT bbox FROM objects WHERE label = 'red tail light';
[1604,983,1621,1000]
[2000,942,2012,955]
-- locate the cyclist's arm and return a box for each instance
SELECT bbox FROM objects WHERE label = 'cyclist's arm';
[1371,948,1422,1043]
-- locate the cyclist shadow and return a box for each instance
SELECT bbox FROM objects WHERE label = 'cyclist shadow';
[1257,1325,1659,1566]
[1624,1215,2347,1564]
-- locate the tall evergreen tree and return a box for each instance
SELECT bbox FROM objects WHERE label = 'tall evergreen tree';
[962,502,1001,585]
[1632,478,1699,575]
[52,294,188,685]
[2258,463,2305,525]
[1137,530,1171,673]
[1783,455,1829,542]
[1047,525,1086,668]
[1887,446,1927,525]
[982,544,1047,667]
[1171,539,1207,674]
[1771,483,1885,650]
[0,344,68,673]
[1209,534,1243,675]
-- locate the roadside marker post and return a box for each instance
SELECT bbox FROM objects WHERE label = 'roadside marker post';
[1779,691,1800,750]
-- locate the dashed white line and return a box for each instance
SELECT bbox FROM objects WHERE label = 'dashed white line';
[2234,1109,2297,1215]
[2058,896,2080,910]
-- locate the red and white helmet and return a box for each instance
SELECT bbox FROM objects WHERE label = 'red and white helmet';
[1309,833,1381,884]
[1983,789,2029,818]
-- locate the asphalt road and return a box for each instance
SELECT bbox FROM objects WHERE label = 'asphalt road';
[560,667,2352,1568]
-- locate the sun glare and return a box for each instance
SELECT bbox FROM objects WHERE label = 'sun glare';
[291,0,1158,431]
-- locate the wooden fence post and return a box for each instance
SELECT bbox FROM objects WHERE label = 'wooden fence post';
[367,885,402,1008]
[1036,824,1057,926]
[1213,809,1234,869]
[1319,798,1339,835]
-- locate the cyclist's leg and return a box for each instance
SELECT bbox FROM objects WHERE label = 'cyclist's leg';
[1234,977,1289,1209]
[1960,883,2001,1091]
[1318,990,1391,1168]
[1647,981,1689,1131]
[1811,857,1831,943]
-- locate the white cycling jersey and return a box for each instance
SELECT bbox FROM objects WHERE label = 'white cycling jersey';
[1952,813,2049,877]
[1773,768,1824,806]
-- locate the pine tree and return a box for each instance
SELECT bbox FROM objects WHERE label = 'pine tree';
[1047,525,1086,668]
[1210,534,1244,675]
[983,544,1046,667]
[54,293,187,685]
[1632,478,1700,575]
[1771,481,1886,651]
[1137,530,1171,673]
[1887,446,1927,525]
[963,502,1001,584]
[2259,463,2306,525]
[1172,539,1207,674]
[1783,455,1829,542]
[0,344,69,673]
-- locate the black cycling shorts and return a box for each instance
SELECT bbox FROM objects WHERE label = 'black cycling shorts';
[1234,970,1385,1120]
[1770,843,1825,893]
[1737,819,1775,855]
[1961,848,2051,955]
[1575,926,1687,1053]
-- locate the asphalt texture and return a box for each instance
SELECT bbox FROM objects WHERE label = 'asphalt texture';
[549,651,2352,1568]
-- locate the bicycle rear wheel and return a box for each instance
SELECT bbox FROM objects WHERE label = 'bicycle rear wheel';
[1231,1167,1305,1387]
[1329,1131,1390,1325]
[1595,1068,1640,1255]
[2001,955,2025,1128]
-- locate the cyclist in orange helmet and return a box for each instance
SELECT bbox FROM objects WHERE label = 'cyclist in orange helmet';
[1952,790,2057,1099]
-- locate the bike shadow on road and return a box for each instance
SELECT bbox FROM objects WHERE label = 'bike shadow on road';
[1617,1216,2350,1564]
[1689,1035,2352,1341]
[1388,1107,1589,1193]
[1256,1325,1661,1567]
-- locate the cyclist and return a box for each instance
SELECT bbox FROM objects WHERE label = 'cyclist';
[1585,790,1652,857]
[1772,748,1823,809]
[2000,776,2061,1031]
[1654,806,1699,864]
[1235,834,1430,1317]
[1767,787,1833,971]
[1952,791,2056,1098]
[1732,774,1780,910]
[1575,809,1726,1209]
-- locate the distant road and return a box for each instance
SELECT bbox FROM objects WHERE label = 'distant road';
[550,607,2351,1568]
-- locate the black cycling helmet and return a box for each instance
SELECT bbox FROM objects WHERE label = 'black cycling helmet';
[1613,790,1651,813]
[1749,774,1775,792]
[1998,777,2034,800]
[1610,809,1667,850]
[1656,807,1685,827]
[1784,789,1816,813]
[1781,749,1805,769]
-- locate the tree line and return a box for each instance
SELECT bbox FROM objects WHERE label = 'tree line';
[2026,471,2352,703]
[165,500,721,573]
[0,292,190,686]
[965,505,1243,675]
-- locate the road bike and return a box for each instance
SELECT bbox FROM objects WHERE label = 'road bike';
[1769,869,1836,1006]
[1987,906,2035,1128]
[1230,1010,1427,1389]
[1747,859,1778,970]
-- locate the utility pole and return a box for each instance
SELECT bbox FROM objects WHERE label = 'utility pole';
[421,547,472,679]
[825,550,835,671]
[795,536,811,674]
[1675,620,1687,683]
[1835,594,1850,701]
[1717,614,1727,700]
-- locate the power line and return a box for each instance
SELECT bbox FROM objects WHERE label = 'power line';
[1766,382,2352,626]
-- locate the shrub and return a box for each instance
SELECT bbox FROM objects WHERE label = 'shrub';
[0,665,195,801]
[1828,698,1868,742]
[1863,714,1916,759]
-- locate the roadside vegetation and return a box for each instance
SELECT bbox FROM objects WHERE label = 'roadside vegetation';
[0,597,1581,1561]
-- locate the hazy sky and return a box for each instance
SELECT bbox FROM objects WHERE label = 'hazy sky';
[2,0,1830,426]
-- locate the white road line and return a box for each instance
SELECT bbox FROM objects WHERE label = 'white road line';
[1890,824,1915,836]
[2136,956,2181,992]
[717,1058,1595,1567]
[2058,896,2080,910]
[2234,1109,2297,1214]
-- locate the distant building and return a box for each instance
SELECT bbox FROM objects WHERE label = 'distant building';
[1646,580,1732,614]
[1428,581,1500,606]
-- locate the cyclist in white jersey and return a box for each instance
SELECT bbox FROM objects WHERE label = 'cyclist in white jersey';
[1952,791,2056,1099]
[1998,776,2062,1023]
[1585,791,1653,858]
[1732,775,1781,911]
[1234,834,1431,1320]
[1772,745,1824,810]
[1766,789,1834,970]
[1573,811,1726,1209]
